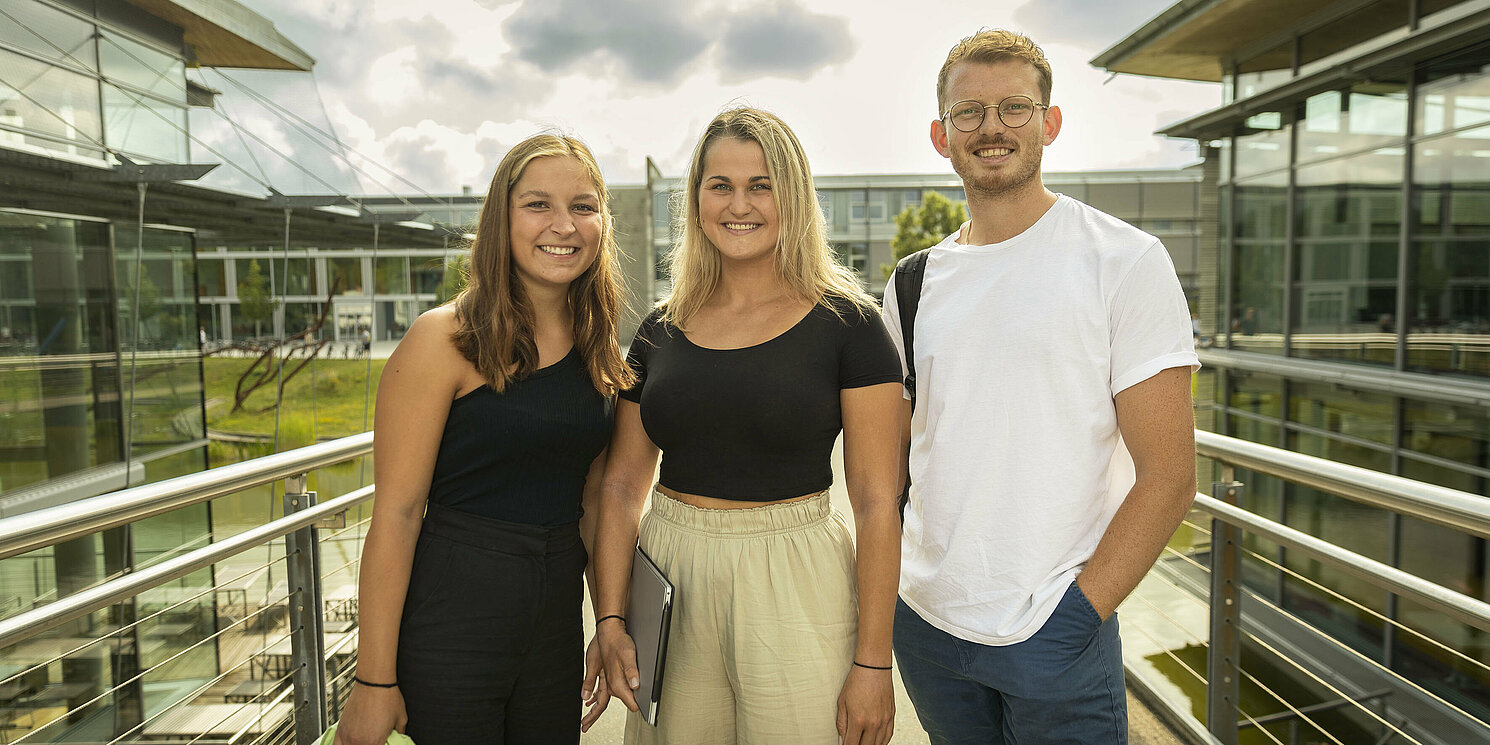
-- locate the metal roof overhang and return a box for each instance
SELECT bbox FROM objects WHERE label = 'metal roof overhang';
[1151,2,1490,140]
[122,0,315,71]
[0,149,454,248]
[1091,0,1348,82]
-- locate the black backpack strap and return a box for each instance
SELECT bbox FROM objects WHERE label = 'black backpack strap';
[893,249,930,409]
[891,249,929,521]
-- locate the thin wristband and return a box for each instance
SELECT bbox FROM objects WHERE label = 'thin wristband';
[354,676,398,688]
[852,661,892,671]
[596,614,626,627]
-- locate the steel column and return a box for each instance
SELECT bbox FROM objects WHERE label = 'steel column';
[284,473,327,743]
[1208,476,1244,745]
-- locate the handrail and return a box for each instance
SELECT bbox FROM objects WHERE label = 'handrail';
[0,431,374,561]
[0,485,375,650]
[1196,494,1490,633]
[1195,430,1490,540]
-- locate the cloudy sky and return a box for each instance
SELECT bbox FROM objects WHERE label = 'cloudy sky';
[198,0,1221,195]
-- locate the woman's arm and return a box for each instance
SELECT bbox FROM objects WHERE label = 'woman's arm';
[589,399,661,713]
[836,381,904,745]
[334,311,462,745]
[579,448,611,730]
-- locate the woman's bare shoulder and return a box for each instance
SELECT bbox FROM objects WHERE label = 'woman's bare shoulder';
[385,306,468,382]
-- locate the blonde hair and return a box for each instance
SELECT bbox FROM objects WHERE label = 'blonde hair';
[937,29,1053,111]
[450,134,635,396]
[662,107,874,329]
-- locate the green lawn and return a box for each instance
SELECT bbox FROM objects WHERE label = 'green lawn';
[203,357,386,442]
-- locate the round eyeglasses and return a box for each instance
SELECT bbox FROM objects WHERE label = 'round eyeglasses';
[941,96,1050,132]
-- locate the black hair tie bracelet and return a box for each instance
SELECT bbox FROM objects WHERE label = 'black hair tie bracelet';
[596,614,626,627]
[853,661,892,671]
[354,677,398,688]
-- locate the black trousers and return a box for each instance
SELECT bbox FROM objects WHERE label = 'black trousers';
[397,503,587,745]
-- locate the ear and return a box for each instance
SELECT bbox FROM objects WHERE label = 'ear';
[931,118,952,159]
[1043,105,1063,146]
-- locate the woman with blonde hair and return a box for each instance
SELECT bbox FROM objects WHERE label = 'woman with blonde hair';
[589,107,902,745]
[335,133,630,745]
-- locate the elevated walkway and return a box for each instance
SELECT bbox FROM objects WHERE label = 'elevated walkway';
[2,430,1488,744]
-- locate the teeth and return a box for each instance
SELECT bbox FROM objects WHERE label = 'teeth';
[724,223,758,230]
[539,245,576,255]
[976,148,1013,157]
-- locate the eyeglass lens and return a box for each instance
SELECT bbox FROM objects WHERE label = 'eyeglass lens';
[947,97,1039,132]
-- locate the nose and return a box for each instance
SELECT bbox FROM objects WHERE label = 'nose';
[727,187,750,216]
[549,209,577,236]
[976,107,1009,136]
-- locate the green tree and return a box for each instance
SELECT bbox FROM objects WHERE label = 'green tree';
[882,191,968,279]
[238,259,279,337]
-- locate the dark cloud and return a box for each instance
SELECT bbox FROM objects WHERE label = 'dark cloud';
[717,3,855,82]
[1011,0,1175,48]
[504,0,712,85]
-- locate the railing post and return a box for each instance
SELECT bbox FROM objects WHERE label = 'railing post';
[1208,473,1243,745]
[284,473,327,742]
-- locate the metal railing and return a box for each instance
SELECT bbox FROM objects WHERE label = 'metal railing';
[1,429,1489,744]
[0,435,374,745]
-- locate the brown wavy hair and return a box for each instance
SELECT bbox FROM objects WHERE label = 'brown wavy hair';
[450,134,635,396]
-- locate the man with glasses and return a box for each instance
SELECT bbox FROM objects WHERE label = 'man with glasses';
[881,29,1199,744]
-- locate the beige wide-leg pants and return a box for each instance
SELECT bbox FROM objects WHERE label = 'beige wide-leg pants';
[624,488,858,745]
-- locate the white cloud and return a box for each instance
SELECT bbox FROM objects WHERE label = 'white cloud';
[234,0,1222,193]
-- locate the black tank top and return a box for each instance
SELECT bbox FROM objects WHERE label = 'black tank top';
[428,347,611,526]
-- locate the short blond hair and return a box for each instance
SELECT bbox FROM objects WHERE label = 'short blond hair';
[937,29,1052,111]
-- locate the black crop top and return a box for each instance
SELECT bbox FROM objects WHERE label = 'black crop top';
[428,347,610,525]
[619,299,901,501]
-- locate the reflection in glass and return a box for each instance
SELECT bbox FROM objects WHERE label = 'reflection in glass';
[103,87,186,163]
[1407,241,1489,377]
[0,0,96,71]
[1395,457,1490,721]
[1403,399,1490,471]
[1411,110,1490,377]
[1287,381,1395,445]
[0,48,104,159]
[1283,432,1392,662]
[99,31,186,102]
[1230,237,1285,353]
[1226,370,1284,423]
[1297,83,1407,164]
[1234,112,1291,179]
[0,210,120,492]
[1291,151,1402,364]
[1417,43,1490,137]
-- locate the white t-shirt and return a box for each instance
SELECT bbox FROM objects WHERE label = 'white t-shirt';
[882,194,1199,646]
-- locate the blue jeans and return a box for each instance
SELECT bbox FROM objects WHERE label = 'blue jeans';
[893,582,1128,745]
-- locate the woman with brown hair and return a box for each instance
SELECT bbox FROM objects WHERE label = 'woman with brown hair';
[590,107,903,745]
[334,133,632,745]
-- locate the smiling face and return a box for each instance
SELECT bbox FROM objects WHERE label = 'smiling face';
[506,156,604,294]
[933,58,1061,199]
[696,137,780,268]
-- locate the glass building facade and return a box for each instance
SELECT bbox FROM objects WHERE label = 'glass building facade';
[1099,0,1490,731]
